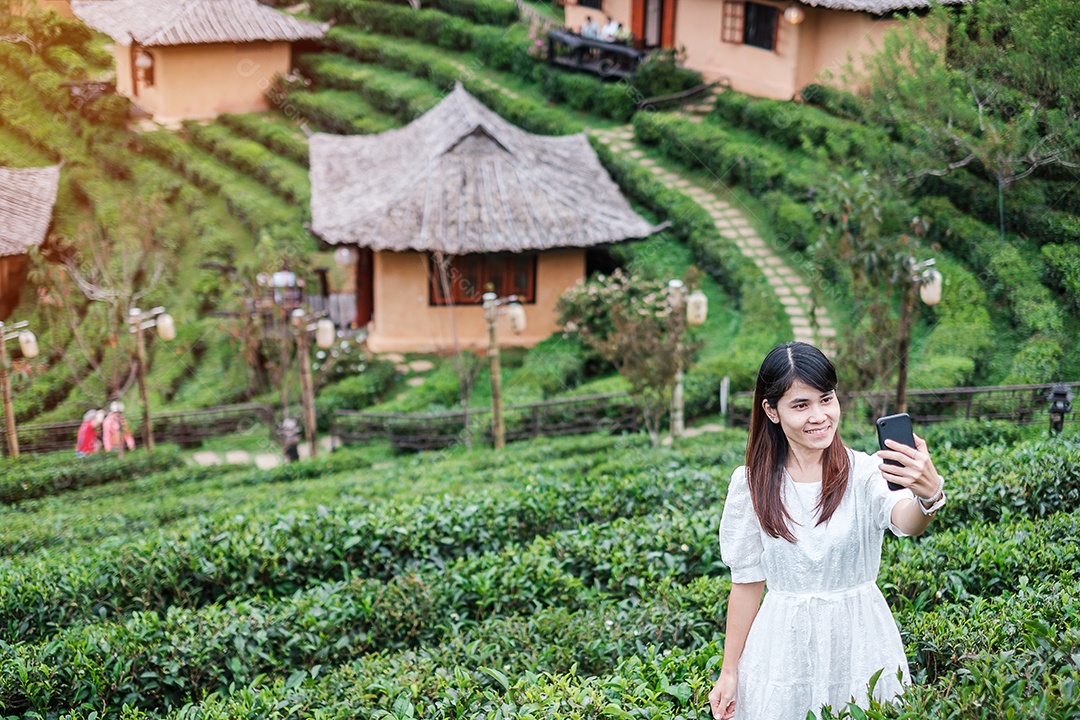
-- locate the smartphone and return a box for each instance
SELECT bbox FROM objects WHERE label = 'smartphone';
[876,413,915,492]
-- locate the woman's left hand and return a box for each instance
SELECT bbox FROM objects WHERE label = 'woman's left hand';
[877,433,942,499]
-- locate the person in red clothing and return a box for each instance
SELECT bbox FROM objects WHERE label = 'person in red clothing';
[76,409,104,457]
[103,401,136,454]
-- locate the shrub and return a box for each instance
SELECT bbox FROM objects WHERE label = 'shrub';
[0,447,185,505]
[918,418,1023,450]
[217,113,311,167]
[315,360,397,429]
[761,190,816,252]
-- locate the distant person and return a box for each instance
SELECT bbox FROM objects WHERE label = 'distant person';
[280,417,301,463]
[581,15,600,39]
[103,401,135,454]
[601,18,621,41]
[75,409,104,457]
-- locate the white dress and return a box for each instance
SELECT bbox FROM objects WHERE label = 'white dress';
[719,450,913,720]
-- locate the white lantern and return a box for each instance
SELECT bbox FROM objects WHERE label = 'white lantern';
[783,4,805,24]
[18,330,39,359]
[667,279,685,309]
[507,303,527,334]
[156,313,176,341]
[135,51,154,70]
[686,290,709,326]
[334,246,359,268]
[315,318,336,349]
[919,268,943,306]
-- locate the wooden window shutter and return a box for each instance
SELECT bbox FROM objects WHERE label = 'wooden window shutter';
[721,1,744,44]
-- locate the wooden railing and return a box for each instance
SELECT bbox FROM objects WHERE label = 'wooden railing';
[332,392,639,451]
[728,382,1080,428]
[0,403,276,457]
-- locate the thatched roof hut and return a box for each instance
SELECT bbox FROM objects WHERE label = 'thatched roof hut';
[70,0,327,46]
[1,165,60,320]
[309,83,657,254]
[0,165,60,259]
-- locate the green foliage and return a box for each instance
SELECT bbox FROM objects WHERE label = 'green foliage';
[540,69,636,122]
[297,53,444,122]
[0,447,184,505]
[712,90,890,166]
[634,111,789,196]
[314,359,397,429]
[270,84,398,134]
[631,48,702,100]
[183,122,311,207]
[217,113,310,167]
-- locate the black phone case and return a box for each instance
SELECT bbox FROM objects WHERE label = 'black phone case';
[877,413,915,492]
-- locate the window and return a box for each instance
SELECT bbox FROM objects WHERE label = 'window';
[721,1,778,51]
[579,0,602,9]
[429,253,537,305]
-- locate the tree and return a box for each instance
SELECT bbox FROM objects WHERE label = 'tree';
[31,195,174,407]
[810,174,925,414]
[854,3,1079,237]
[557,269,701,447]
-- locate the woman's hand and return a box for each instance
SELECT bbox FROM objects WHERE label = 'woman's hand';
[877,433,942,499]
[708,668,737,720]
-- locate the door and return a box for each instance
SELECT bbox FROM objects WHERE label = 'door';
[644,0,662,46]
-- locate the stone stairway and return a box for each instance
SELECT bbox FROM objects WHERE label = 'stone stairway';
[590,124,835,348]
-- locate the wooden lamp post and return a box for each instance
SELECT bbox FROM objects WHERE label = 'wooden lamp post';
[0,320,39,458]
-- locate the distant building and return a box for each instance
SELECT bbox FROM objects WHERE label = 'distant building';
[0,165,61,321]
[564,0,962,100]
[71,0,326,122]
[309,84,659,354]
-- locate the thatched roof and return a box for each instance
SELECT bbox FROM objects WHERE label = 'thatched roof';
[71,0,327,47]
[0,165,60,259]
[796,0,969,13]
[309,84,657,254]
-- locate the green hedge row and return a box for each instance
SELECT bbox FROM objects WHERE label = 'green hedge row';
[711,91,892,166]
[26,502,1080,718]
[269,86,399,135]
[135,130,312,249]
[0,454,736,642]
[371,0,520,25]
[903,578,1079,681]
[216,113,310,167]
[314,360,397,430]
[0,503,739,715]
[296,53,444,123]
[917,196,1066,381]
[182,122,311,207]
[881,509,1080,611]
[0,447,184,505]
[319,27,575,133]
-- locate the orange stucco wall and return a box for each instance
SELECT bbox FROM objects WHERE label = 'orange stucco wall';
[675,0,800,99]
[366,249,586,354]
[11,0,74,17]
[793,8,901,91]
[566,0,633,34]
[673,1,910,100]
[115,41,292,121]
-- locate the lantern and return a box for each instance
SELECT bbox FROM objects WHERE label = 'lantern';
[316,318,336,349]
[507,303,527,334]
[919,268,943,306]
[686,290,709,326]
[334,246,359,268]
[135,51,154,70]
[156,313,176,341]
[783,4,805,24]
[18,330,39,359]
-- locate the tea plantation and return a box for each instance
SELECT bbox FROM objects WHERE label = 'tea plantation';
[0,428,1077,719]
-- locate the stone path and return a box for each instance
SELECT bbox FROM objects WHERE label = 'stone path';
[589,124,834,348]
[190,435,338,468]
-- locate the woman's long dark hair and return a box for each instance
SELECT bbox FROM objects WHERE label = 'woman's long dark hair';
[746,342,849,542]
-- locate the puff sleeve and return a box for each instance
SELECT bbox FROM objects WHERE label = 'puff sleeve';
[860,452,915,537]
[719,466,766,584]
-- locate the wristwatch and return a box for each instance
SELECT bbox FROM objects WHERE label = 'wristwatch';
[916,482,947,516]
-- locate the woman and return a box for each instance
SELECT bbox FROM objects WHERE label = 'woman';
[709,342,946,720]
[75,409,104,457]
[102,401,135,453]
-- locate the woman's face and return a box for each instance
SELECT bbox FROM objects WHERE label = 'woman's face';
[763,379,840,454]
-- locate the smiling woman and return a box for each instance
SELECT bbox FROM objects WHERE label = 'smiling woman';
[709,341,947,720]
